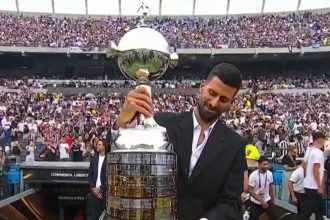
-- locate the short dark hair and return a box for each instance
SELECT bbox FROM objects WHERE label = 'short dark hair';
[98,138,110,153]
[312,131,326,142]
[258,156,269,164]
[207,63,242,91]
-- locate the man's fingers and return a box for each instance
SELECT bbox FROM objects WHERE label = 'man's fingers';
[134,86,150,95]
[131,99,153,114]
[131,102,152,118]
[127,97,153,116]
[127,91,152,106]
[128,87,150,97]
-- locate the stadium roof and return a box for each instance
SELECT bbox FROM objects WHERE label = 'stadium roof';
[0,0,329,16]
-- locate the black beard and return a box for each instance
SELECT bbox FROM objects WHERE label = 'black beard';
[197,101,221,123]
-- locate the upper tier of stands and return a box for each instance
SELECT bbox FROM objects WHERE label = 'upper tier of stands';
[0,11,330,49]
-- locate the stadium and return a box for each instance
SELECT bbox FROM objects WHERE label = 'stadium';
[0,0,329,220]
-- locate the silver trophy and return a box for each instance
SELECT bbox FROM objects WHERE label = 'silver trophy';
[107,27,179,220]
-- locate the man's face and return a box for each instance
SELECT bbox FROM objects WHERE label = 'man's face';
[259,161,269,173]
[291,149,298,158]
[198,76,237,123]
[97,140,105,153]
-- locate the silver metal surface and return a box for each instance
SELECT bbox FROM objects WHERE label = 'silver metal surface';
[107,26,178,220]
[110,27,178,81]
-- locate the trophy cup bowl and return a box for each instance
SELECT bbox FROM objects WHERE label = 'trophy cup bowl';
[110,27,178,82]
[106,27,178,220]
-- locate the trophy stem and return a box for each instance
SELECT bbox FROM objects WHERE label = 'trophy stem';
[136,68,151,96]
[135,68,157,127]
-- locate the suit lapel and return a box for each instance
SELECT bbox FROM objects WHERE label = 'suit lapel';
[176,112,194,182]
[189,121,227,182]
[94,154,99,173]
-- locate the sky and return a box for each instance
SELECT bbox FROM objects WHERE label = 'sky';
[0,0,329,15]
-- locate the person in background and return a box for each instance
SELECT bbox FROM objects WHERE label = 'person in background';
[296,135,306,157]
[39,141,56,161]
[288,165,305,219]
[245,143,260,161]
[88,139,106,220]
[72,136,84,161]
[302,137,314,176]
[25,140,35,162]
[324,147,330,194]
[249,156,276,220]
[301,131,326,220]
[0,147,6,199]
[58,136,70,161]
[281,145,298,169]
[83,143,94,161]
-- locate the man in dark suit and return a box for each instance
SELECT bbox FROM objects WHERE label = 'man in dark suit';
[113,63,247,220]
[88,139,106,220]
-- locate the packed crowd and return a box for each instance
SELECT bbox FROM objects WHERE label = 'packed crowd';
[0,12,330,48]
[0,89,328,165]
[0,78,201,90]
[227,92,330,156]
[0,73,330,90]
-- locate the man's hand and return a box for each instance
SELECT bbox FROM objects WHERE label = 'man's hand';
[291,196,298,204]
[92,187,103,199]
[114,87,153,129]
[317,186,324,195]
[261,201,268,209]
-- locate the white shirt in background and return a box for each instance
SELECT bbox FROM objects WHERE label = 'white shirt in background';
[17,122,25,133]
[25,145,35,162]
[249,170,273,204]
[290,166,305,193]
[303,147,325,189]
[58,143,70,159]
[96,155,105,188]
[303,146,313,162]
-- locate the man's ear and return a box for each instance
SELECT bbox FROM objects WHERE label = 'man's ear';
[199,80,206,93]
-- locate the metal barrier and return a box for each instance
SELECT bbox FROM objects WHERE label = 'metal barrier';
[0,189,35,208]
[277,213,292,220]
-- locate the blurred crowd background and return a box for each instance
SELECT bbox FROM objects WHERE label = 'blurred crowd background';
[0,12,329,49]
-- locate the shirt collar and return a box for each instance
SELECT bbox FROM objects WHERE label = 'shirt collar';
[192,109,218,132]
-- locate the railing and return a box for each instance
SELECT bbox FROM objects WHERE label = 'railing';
[0,189,35,208]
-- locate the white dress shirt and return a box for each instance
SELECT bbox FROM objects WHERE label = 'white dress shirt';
[189,111,217,177]
[96,155,105,188]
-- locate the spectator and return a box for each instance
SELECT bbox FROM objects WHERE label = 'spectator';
[25,140,35,162]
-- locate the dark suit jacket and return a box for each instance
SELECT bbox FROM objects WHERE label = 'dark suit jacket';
[154,111,247,220]
[88,153,106,195]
